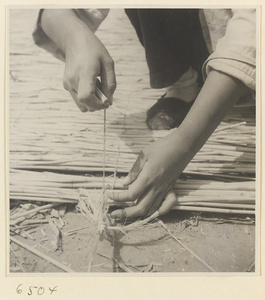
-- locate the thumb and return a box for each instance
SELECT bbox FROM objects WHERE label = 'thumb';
[78,71,104,110]
[123,151,147,186]
[100,57,116,105]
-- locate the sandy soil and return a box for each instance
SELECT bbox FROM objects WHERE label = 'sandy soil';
[10,204,255,273]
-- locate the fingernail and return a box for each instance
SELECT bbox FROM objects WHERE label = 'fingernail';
[104,99,110,106]
[110,211,120,220]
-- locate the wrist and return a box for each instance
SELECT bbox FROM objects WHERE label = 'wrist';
[64,25,93,57]
[42,9,93,54]
[166,129,195,161]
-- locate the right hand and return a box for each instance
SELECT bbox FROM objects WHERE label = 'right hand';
[63,29,116,112]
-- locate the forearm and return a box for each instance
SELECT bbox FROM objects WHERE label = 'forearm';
[171,70,248,162]
[41,9,93,54]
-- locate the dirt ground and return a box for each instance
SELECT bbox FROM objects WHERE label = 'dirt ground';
[10,203,255,273]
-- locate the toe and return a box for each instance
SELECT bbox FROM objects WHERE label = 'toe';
[146,97,193,130]
[148,112,174,130]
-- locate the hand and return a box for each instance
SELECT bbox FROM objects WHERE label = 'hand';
[41,9,117,112]
[63,26,116,112]
[108,133,189,220]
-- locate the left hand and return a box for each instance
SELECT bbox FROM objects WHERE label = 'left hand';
[108,133,188,220]
[108,70,249,221]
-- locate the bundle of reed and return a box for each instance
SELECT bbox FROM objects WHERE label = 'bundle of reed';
[9,97,256,215]
[10,137,255,180]
[10,169,255,215]
[9,97,255,181]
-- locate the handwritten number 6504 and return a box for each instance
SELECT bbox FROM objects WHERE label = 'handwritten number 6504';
[16,284,58,296]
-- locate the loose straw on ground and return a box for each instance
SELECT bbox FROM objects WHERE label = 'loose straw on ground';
[158,220,216,272]
[10,236,75,272]
[10,203,61,225]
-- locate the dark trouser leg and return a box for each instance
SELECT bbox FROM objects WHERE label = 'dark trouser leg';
[125,9,209,88]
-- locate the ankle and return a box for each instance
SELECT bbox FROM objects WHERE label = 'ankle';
[165,67,200,103]
[165,83,201,102]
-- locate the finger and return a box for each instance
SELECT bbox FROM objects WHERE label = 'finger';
[146,191,166,216]
[108,184,143,203]
[69,89,88,112]
[123,151,147,186]
[110,188,155,220]
[100,57,116,105]
[108,161,151,202]
[149,179,174,215]
[78,70,105,111]
[95,79,110,109]
[158,191,178,216]
[63,72,88,112]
